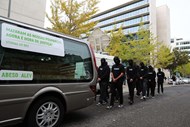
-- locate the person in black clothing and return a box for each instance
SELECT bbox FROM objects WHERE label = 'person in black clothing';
[157,68,165,94]
[97,58,110,105]
[139,62,148,100]
[126,60,136,105]
[172,74,176,86]
[107,56,125,109]
[147,65,156,98]
[135,64,141,96]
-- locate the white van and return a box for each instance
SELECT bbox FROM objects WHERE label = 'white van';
[95,53,114,67]
[95,53,114,93]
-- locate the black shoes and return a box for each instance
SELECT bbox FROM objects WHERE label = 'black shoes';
[128,100,134,105]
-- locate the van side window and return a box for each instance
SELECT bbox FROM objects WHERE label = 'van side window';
[0,37,93,84]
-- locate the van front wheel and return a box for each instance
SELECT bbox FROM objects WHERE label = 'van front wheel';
[26,96,64,127]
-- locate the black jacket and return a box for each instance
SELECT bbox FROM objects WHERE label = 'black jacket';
[147,70,156,82]
[98,64,110,82]
[111,64,125,82]
[139,66,148,79]
[126,65,136,80]
[157,71,165,83]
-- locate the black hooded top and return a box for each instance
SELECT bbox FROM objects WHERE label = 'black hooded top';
[126,60,136,80]
[147,66,156,82]
[97,58,110,82]
[111,56,125,82]
[157,68,165,83]
[139,62,148,79]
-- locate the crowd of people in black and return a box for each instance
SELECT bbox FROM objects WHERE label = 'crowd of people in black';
[97,56,166,109]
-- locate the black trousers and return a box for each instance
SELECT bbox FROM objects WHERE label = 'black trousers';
[157,82,164,93]
[99,81,108,103]
[110,80,123,106]
[140,79,147,97]
[147,80,156,97]
[135,79,141,95]
[127,80,135,102]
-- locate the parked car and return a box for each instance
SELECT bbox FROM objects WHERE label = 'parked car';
[168,77,183,85]
[176,77,183,84]
[168,78,173,84]
[182,78,190,84]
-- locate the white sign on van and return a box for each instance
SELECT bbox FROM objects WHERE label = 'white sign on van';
[0,70,33,80]
[1,23,65,57]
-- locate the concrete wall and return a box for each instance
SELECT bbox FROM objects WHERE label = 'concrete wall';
[0,0,46,27]
[156,5,171,46]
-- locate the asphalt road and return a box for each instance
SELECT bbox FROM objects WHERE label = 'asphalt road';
[62,84,190,127]
[9,84,190,127]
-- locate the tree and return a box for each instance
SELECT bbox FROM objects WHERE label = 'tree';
[46,0,99,38]
[106,22,171,66]
[105,27,126,58]
[173,49,189,65]
[176,62,190,76]
[156,44,174,69]
[123,27,157,65]
[168,49,189,71]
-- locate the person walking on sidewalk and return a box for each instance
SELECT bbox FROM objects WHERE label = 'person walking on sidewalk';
[139,62,148,100]
[97,58,110,105]
[157,68,165,94]
[126,59,136,105]
[147,65,156,98]
[172,74,176,86]
[107,56,125,109]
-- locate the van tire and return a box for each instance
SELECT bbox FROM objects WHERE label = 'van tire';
[26,96,64,127]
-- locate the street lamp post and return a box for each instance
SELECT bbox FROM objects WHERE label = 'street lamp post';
[8,0,12,18]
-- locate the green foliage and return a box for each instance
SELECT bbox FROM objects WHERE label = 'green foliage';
[46,0,99,38]
[106,24,158,65]
[156,44,174,69]
[105,27,126,58]
[168,49,190,70]
[123,27,156,65]
[173,49,189,65]
[106,22,188,70]
[176,62,190,76]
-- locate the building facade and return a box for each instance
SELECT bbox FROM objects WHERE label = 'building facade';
[171,38,190,56]
[0,0,47,27]
[88,0,170,51]
[88,28,110,52]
